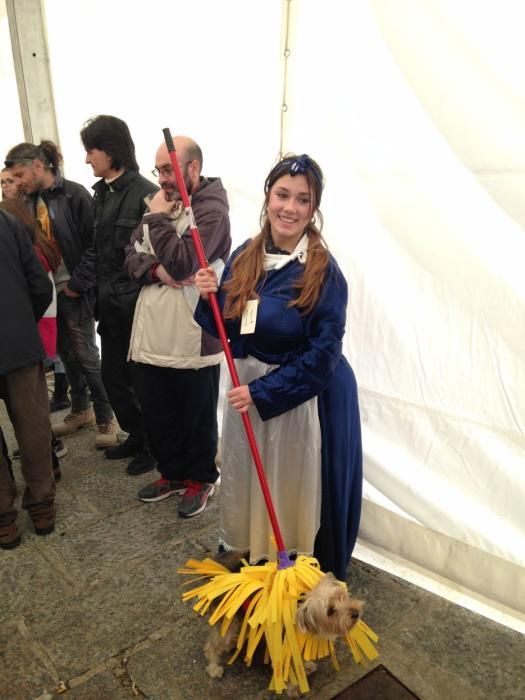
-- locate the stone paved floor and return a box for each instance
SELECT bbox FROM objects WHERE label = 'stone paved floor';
[1,403,524,700]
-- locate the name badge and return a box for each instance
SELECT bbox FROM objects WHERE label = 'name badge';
[240,299,258,335]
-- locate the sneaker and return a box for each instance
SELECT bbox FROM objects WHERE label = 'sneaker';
[0,522,21,550]
[95,419,118,449]
[52,437,68,459]
[138,478,186,502]
[126,451,157,476]
[178,481,215,518]
[53,408,95,436]
[105,434,143,460]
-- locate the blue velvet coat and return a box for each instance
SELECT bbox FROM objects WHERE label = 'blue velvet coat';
[194,242,362,579]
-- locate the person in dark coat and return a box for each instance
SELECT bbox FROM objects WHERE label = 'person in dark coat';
[0,209,55,549]
[80,115,158,475]
[5,140,116,449]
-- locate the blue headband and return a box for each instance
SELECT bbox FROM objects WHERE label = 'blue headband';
[266,154,323,192]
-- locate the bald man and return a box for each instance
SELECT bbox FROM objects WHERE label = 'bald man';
[125,135,231,518]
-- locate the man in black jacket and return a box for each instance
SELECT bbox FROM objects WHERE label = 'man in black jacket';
[80,115,158,475]
[0,210,54,549]
[5,141,117,450]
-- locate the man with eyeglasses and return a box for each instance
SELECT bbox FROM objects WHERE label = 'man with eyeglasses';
[80,115,158,475]
[124,135,231,518]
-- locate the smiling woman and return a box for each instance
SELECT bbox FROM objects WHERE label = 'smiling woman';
[194,153,363,581]
[266,175,312,252]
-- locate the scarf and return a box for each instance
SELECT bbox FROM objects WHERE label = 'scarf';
[35,194,53,241]
[263,233,309,271]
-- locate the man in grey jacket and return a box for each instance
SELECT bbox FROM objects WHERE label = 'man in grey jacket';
[125,136,231,518]
[0,210,55,549]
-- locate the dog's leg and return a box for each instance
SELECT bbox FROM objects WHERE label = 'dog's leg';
[285,660,318,697]
[304,660,317,675]
[204,617,241,679]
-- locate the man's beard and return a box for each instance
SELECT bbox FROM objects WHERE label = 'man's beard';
[164,172,193,201]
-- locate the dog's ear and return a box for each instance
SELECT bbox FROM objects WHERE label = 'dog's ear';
[213,549,250,573]
[296,595,325,634]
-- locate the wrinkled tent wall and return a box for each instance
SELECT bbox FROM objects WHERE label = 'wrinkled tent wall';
[43,0,285,244]
[283,0,525,613]
[3,0,524,614]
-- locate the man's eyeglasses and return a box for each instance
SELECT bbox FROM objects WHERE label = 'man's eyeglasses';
[151,160,192,178]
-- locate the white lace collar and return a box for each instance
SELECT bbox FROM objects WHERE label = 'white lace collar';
[263,234,309,271]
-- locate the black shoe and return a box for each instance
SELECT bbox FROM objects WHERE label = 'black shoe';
[51,437,68,459]
[50,373,70,413]
[105,435,143,460]
[126,451,157,476]
[49,396,71,413]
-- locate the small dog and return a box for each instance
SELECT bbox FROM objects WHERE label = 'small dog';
[204,551,364,696]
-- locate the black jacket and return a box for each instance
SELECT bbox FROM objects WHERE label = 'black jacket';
[92,169,157,336]
[0,211,53,374]
[32,175,96,295]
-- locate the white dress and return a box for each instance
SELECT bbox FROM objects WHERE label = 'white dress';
[219,355,322,563]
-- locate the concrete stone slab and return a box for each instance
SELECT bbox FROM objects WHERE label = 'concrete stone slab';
[39,498,217,588]
[23,538,202,679]
[60,670,132,699]
[66,464,156,516]
[126,618,272,700]
[1,545,72,624]
[371,640,489,700]
[346,559,434,635]
[396,599,525,699]
[0,618,58,700]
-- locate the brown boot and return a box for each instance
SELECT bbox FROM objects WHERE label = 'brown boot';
[0,521,21,549]
[30,508,55,536]
[52,408,95,436]
[95,418,118,449]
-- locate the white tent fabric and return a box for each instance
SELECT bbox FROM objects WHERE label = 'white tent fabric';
[2,0,524,614]
[283,0,525,612]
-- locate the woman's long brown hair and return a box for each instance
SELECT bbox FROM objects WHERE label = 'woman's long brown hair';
[222,156,329,320]
[0,198,61,272]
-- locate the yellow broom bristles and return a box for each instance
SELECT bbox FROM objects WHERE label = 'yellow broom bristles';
[179,554,379,695]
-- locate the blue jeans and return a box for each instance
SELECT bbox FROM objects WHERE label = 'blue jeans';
[56,292,113,424]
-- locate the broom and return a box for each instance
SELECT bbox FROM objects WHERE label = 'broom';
[162,129,378,694]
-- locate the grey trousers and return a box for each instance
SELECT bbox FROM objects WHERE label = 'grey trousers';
[0,363,55,527]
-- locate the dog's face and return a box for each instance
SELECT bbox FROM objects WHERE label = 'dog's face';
[295,573,364,639]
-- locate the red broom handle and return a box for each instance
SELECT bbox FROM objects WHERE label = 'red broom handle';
[162,129,290,565]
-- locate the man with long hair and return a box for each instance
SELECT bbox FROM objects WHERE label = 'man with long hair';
[80,115,158,475]
[5,141,117,449]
